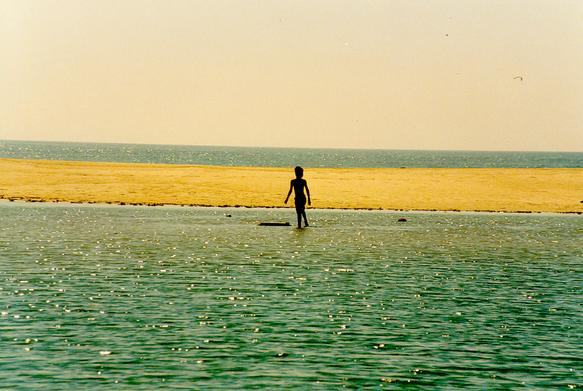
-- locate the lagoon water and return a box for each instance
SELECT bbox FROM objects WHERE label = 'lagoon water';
[1,203,581,389]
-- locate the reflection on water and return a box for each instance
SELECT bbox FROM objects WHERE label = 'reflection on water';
[2,140,583,167]
[0,203,581,389]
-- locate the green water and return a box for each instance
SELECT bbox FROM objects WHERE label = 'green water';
[1,203,581,389]
[3,140,583,168]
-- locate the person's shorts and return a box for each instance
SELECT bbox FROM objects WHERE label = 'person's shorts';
[294,196,306,211]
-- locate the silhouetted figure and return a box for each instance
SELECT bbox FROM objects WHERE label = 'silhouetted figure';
[285,166,311,228]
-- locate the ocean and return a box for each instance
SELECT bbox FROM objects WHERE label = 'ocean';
[1,140,582,388]
[1,140,582,168]
[1,204,581,389]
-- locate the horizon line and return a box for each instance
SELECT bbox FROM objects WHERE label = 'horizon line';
[1,138,582,154]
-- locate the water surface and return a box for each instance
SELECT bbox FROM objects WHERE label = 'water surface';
[0,203,581,389]
[2,140,582,168]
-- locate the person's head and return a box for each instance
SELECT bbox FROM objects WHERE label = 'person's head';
[294,166,304,178]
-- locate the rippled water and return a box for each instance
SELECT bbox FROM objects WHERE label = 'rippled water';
[2,140,583,168]
[1,203,581,389]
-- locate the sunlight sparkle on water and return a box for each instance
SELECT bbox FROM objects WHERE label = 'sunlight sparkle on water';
[0,204,581,389]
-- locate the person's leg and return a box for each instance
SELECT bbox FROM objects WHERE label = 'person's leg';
[296,210,302,228]
[302,211,308,227]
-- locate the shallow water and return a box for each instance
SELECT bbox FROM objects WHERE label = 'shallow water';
[0,203,581,389]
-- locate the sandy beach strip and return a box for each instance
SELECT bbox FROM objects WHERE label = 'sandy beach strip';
[1,158,582,213]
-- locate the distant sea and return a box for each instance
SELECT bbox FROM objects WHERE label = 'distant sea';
[1,140,582,168]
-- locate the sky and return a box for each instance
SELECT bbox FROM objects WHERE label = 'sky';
[1,0,582,151]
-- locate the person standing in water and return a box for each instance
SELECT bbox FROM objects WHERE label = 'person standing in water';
[284,166,311,228]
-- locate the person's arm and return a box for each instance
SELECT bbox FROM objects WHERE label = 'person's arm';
[284,181,293,204]
[305,181,311,205]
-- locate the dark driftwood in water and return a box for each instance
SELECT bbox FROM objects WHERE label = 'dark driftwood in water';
[258,222,291,226]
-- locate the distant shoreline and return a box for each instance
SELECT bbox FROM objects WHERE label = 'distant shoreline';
[1,158,582,214]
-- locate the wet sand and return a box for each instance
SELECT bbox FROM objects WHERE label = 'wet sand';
[1,158,582,213]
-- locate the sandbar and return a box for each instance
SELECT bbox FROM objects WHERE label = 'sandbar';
[1,158,582,213]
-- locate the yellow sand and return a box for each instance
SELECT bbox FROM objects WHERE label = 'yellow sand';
[1,158,582,213]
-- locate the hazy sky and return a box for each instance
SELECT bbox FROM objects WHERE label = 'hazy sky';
[1,0,582,151]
